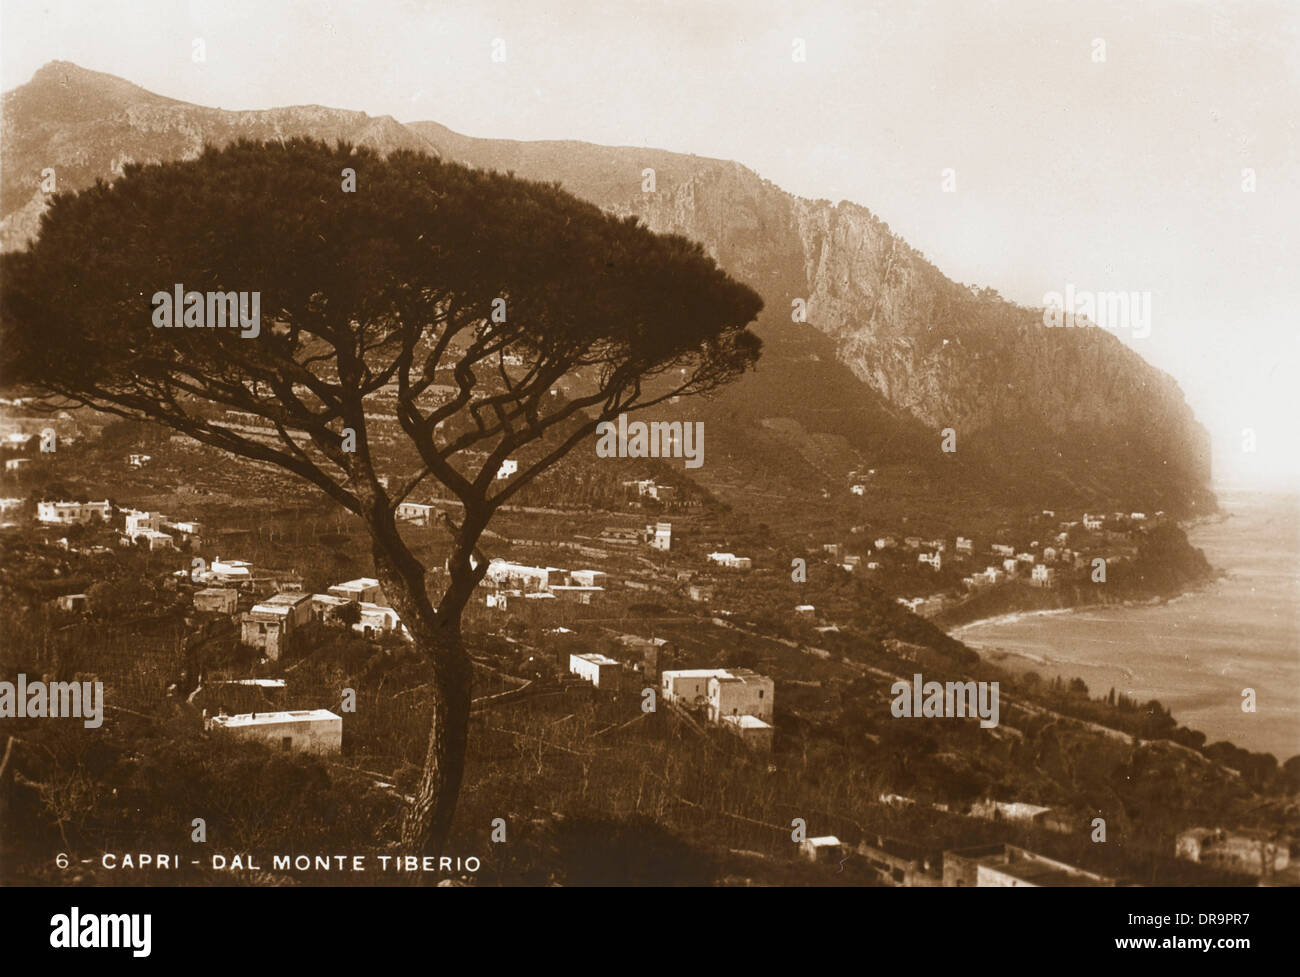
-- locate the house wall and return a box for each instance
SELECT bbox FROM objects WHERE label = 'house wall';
[218,716,342,755]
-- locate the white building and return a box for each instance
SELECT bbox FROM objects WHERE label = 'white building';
[722,714,773,751]
[661,668,732,709]
[166,519,203,539]
[800,836,844,863]
[707,669,774,723]
[132,528,175,551]
[569,569,608,588]
[919,551,941,570]
[123,509,164,536]
[310,593,352,622]
[646,522,672,551]
[955,536,974,554]
[622,479,660,499]
[569,652,622,689]
[207,709,342,755]
[206,558,252,586]
[484,561,563,592]
[37,500,112,524]
[396,502,436,522]
[354,603,400,638]
[328,577,382,603]
[258,592,314,629]
[707,552,752,570]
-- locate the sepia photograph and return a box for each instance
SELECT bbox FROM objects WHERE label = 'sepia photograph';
[0,0,1295,954]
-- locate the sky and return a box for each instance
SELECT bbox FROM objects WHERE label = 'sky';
[3,0,1298,489]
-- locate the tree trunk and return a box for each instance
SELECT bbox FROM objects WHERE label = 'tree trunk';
[400,621,472,858]
[367,521,476,862]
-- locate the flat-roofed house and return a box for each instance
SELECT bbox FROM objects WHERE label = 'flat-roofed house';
[396,502,436,523]
[483,561,562,593]
[569,652,622,689]
[207,708,342,755]
[241,608,287,659]
[132,528,175,551]
[569,569,607,588]
[661,668,731,709]
[688,583,715,602]
[353,602,400,638]
[721,714,773,751]
[55,593,88,613]
[646,522,672,550]
[310,593,352,622]
[800,836,843,863]
[262,591,313,628]
[707,668,774,723]
[241,592,313,659]
[124,509,164,536]
[856,835,942,887]
[206,558,253,587]
[707,552,752,570]
[943,844,1114,887]
[1176,828,1290,877]
[194,587,239,615]
[328,577,382,603]
[37,500,112,524]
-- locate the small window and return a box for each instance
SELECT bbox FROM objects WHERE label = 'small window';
[758,690,764,699]
[281,737,292,750]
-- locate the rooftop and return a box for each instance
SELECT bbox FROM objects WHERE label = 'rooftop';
[263,591,310,606]
[575,653,621,666]
[210,708,341,728]
[948,844,1111,886]
[722,714,772,729]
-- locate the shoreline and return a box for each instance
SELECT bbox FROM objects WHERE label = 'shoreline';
[946,584,1216,639]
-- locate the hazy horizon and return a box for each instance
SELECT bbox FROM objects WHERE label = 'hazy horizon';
[3,0,1297,489]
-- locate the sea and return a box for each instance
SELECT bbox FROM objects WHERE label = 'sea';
[951,489,1300,760]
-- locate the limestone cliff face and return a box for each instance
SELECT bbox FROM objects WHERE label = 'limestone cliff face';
[609,165,1212,500]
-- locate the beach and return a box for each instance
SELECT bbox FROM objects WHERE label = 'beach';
[952,489,1300,759]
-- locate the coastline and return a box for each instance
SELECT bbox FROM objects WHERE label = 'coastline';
[945,491,1300,758]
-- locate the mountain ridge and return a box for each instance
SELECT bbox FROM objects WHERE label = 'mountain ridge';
[0,61,1214,514]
